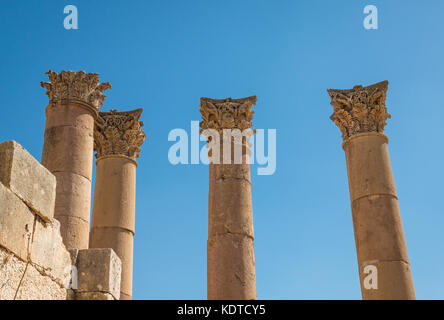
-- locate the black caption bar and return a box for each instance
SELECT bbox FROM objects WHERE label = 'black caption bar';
[0,300,439,318]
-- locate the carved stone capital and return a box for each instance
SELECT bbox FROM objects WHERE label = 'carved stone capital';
[327,81,391,140]
[199,96,257,136]
[41,70,112,109]
[94,108,146,160]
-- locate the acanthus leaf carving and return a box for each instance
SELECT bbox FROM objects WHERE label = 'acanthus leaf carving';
[40,70,112,109]
[199,96,257,146]
[327,81,391,140]
[94,108,146,159]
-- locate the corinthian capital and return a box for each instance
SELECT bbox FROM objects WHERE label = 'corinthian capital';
[94,108,146,160]
[199,96,257,135]
[327,81,391,140]
[41,70,112,109]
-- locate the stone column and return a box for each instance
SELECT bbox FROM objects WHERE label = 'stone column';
[200,96,257,300]
[41,70,111,250]
[328,81,415,299]
[89,109,146,300]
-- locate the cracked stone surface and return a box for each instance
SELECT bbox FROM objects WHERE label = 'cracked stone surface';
[0,247,67,300]
[0,248,26,300]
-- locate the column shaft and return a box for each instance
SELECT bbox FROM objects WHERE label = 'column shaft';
[344,133,415,299]
[89,108,145,300]
[200,96,258,300]
[90,156,136,300]
[40,70,111,250]
[328,81,415,299]
[207,148,257,299]
[41,101,96,249]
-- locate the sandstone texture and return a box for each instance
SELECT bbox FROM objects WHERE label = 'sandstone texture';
[40,70,111,250]
[328,81,415,300]
[89,108,145,300]
[0,140,56,222]
[0,141,72,299]
[75,248,122,300]
[1,70,129,301]
[75,292,115,300]
[200,97,258,300]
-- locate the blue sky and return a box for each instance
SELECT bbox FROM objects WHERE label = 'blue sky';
[1,0,444,299]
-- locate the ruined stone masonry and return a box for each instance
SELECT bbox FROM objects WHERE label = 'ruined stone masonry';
[0,141,121,300]
[0,70,124,300]
[200,96,257,300]
[328,81,416,299]
[1,70,417,300]
[0,141,69,299]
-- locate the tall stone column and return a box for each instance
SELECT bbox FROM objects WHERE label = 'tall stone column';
[200,96,257,300]
[328,81,415,299]
[41,70,111,250]
[89,109,146,300]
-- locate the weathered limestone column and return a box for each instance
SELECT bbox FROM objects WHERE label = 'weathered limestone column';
[328,81,415,299]
[200,96,257,300]
[89,109,146,300]
[41,70,111,250]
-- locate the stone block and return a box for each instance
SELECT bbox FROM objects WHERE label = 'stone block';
[0,247,27,300]
[359,260,415,300]
[0,183,34,261]
[0,140,56,222]
[352,194,409,263]
[211,178,254,238]
[76,248,121,300]
[75,292,115,300]
[56,215,90,250]
[42,126,94,180]
[207,234,256,300]
[53,171,92,221]
[15,263,67,300]
[30,218,72,286]
[89,227,134,297]
[344,134,397,201]
[66,289,76,300]
[44,102,96,131]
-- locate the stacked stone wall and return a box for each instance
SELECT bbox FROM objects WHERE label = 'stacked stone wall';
[0,141,122,300]
[0,141,71,299]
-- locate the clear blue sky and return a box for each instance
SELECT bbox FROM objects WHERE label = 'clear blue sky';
[1,0,443,299]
